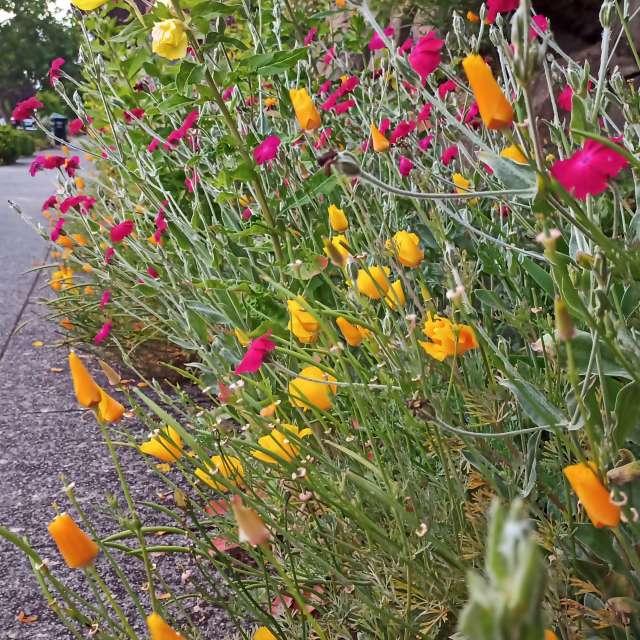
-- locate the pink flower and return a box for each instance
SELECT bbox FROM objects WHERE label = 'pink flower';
[487,0,519,23]
[94,320,112,345]
[408,32,444,81]
[110,220,135,243]
[399,37,413,54]
[222,86,235,101]
[550,139,628,200]
[319,80,333,95]
[418,134,434,151]
[368,26,394,51]
[558,84,574,111]
[49,57,65,86]
[389,120,416,144]
[99,290,111,309]
[29,155,66,177]
[60,195,95,214]
[418,103,433,123]
[242,208,253,220]
[438,79,457,100]
[68,118,85,136]
[340,76,359,93]
[12,96,44,122]
[147,137,161,153]
[441,144,458,165]
[334,99,355,114]
[314,128,332,150]
[463,102,480,125]
[253,135,281,165]
[398,156,414,177]
[65,156,80,177]
[42,196,58,211]
[234,330,276,374]
[164,110,199,150]
[530,15,549,39]
[124,107,145,124]
[105,247,115,264]
[185,173,200,193]
[147,266,159,278]
[402,80,418,95]
[323,47,335,65]
[51,217,65,242]
[379,119,391,135]
[303,27,317,46]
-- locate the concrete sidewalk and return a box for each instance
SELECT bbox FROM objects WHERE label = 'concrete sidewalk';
[0,153,233,639]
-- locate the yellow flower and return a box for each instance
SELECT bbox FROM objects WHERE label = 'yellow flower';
[336,317,369,347]
[70,0,109,9]
[196,455,244,491]
[385,280,406,310]
[452,173,471,193]
[386,231,424,268]
[328,204,348,231]
[264,97,278,108]
[419,315,479,361]
[336,0,346,7]
[466,10,480,22]
[462,54,513,130]
[289,88,321,131]
[357,266,390,299]
[146,612,185,640]
[287,298,320,343]
[48,513,100,569]
[231,494,271,546]
[140,426,184,463]
[50,266,73,291]
[323,234,351,267]
[500,144,527,164]
[260,402,278,418]
[254,628,277,640]
[544,632,558,640]
[152,19,189,61]
[289,365,337,411]
[369,123,390,153]
[98,388,125,423]
[563,462,621,528]
[252,424,313,464]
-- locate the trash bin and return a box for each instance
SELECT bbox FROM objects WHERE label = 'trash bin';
[51,113,68,144]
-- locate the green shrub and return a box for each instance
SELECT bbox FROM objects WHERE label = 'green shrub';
[0,127,19,165]
[11,129,36,156]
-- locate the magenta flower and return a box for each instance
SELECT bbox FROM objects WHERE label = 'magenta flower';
[242,208,253,220]
[379,119,391,135]
[418,134,434,151]
[29,155,66,177]
[65,156,80,177]
[253,135,281,165]
[438,79,457,100]
[94,320,112,345]
[323,47,335,65]
[124,107,145,124]
[398,156,414,177]
[42,196,58,211]
[463,102,480,125]
[105,247,115,264]
[50,217,66,242]
[551,139,628,200]
[68,119,85,136]
[99,290,111,310]
[335,99,356,114]
[487,0,519,23]
[319,80,333,95]
[164,110,199,150]
[418,103,433,123]
[147,266,159,278]
[49,57,65,86]
[399,37,413,54]
[147,137,161,153]
[60,195,95,214]
[222,86,235,101]
[530,15,549,39]
[314,128,333,150]
[13,96,44,122]
[185,173,200,193]
[408,32,444,81]
[303,27,317,46]
[234,330,276,375]
[402,80,418,95]
[441,145,458,165]
[389,120,416,144]
[368,26,394,51]
[557,84,574,112]
[110,220,135,243]
[340,76,360,93]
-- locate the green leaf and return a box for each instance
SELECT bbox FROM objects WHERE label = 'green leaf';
[613,382,640,445]
[498,377,567,428]
[570,331,634,380]
[520,258,554,297]
[186,309,209,345]
[477,151,538,196]
[176,61,205,94]
[475,289,509,312]
[242,48,308,76]
[574,524,627,572]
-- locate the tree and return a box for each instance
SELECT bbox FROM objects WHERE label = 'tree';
[0,0,80,118]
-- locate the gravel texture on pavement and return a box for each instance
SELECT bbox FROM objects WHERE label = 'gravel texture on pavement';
[0,154,235,639]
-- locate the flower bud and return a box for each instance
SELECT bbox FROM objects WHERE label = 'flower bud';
[554,297,575,342]
[607,461,640,486]
[48,513,100,569]
[600,0,614,28]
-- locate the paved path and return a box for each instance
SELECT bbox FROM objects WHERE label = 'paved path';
[0,155,233,639]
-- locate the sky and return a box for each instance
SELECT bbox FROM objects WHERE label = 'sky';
[0,1,71,21]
